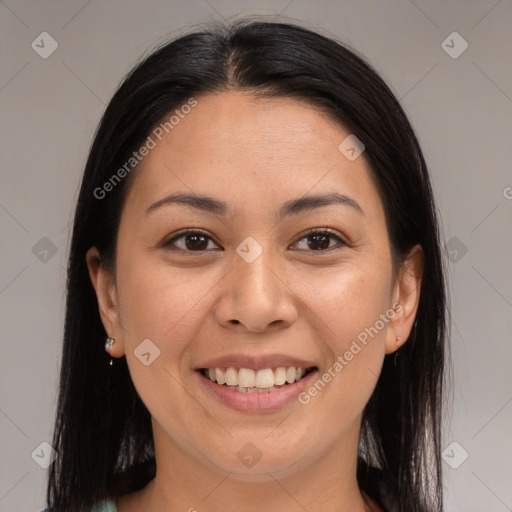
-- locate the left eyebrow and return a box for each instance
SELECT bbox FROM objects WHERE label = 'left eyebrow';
[145,192,365,219]
[279,192,365,218]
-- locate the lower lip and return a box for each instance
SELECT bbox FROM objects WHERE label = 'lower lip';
[195,368,318,413]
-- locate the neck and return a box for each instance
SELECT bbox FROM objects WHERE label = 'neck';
[118,415,381,512]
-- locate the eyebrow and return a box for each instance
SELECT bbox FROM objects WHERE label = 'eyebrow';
[145,192,365,219]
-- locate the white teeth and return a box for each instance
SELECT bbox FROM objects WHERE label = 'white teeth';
[225,367,238,386]
[203,366,312,389]
[286,367,296,383]
[255,368,274,388]
[274,367,287,385]
[238,368,255,388]
[215,368,226,385]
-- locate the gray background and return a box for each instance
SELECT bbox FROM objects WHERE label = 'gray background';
[1,1,511,511]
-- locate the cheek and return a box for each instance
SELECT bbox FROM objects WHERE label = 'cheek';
[116,252,223,346]
[115,256,217,428]
[297,261,392,347]
[292,262,391,412]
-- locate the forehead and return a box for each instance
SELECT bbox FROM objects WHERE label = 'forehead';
[123,91,383,223]
[160,92,347,159]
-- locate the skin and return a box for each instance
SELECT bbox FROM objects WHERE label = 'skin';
[87,91,423,512]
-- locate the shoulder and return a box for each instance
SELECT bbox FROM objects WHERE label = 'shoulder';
[40,499,117,512]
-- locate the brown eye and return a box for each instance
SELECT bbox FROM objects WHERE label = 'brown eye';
[164,231,219,252]
[292,229,346,252]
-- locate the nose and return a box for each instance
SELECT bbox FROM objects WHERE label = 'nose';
[214,247,298,333]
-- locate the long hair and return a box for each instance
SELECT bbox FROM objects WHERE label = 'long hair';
[47,18,450,512]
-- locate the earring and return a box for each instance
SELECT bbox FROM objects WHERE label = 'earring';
[105,336,116,353]
[395,336,401,346]
[105,337,115,366]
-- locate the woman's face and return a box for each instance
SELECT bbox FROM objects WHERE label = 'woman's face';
[88,91,422,481]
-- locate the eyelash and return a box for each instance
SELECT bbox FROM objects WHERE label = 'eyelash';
[163,228,348,254]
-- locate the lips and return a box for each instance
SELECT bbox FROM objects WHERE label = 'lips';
[195,366,319,412]
[191,353,319,412]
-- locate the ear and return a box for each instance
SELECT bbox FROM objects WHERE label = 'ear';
[85,247,125,357]
[385,243,423,355]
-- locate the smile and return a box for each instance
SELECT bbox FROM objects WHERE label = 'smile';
[196,366,318,412]
[200,366,315,391]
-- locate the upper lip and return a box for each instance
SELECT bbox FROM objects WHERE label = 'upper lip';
[195,353,318,371]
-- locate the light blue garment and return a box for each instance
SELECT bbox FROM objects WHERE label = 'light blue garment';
[41,499,116,511]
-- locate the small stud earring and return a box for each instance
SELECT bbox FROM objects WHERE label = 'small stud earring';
[105,337,116,366]
[395,336,401,346]
[105,336,116,353]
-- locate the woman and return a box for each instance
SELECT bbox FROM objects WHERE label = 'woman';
[43,18,449,512]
